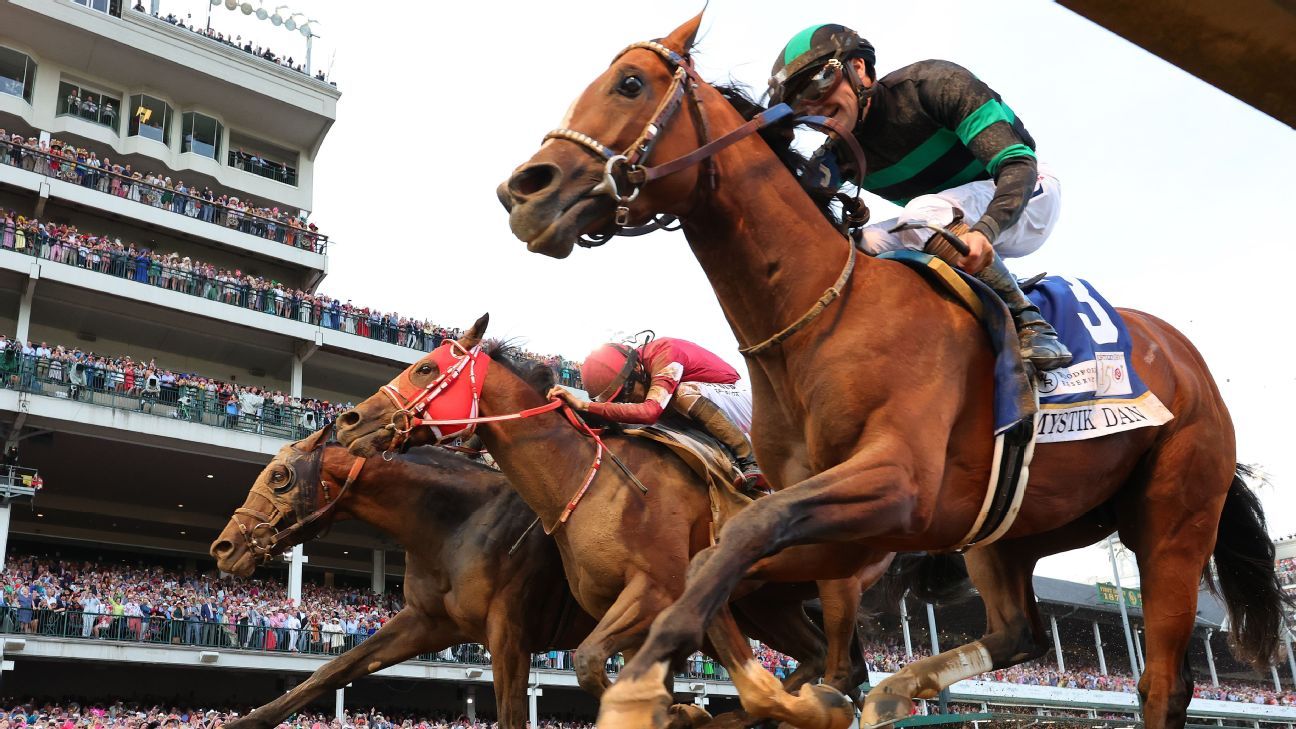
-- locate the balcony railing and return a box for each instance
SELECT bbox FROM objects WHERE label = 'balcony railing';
[228,150,297,187]
[0,143,327,254]
[0,222,585,387]
[1,352,333,441]
[0,607,724,680]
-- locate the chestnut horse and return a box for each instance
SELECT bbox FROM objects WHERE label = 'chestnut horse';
[335,337,925,727]
[494,13,1289,729]
[210,427,596,729]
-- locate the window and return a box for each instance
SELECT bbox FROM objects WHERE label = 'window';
[128,94,172,145]
[73,0,122,16]
[0,47,36,104]
[182,112,223,161]
[228,131,299,186]
[58,81,121,132]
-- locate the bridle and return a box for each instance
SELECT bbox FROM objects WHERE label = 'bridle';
[233,447,366,564]
[374,343,650,532]
[543,39,870,356]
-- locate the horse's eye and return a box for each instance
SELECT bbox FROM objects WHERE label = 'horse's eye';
[617,75,644,98]
[417,364,433,375]
[270,471,284,482]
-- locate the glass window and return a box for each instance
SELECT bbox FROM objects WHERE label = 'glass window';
[128,94,172,145]
[73,0,118,15]
[58,81,121,133]
[182,112,223,160]
[0,47,36,104]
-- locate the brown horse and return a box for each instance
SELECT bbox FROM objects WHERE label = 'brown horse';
[336,337,911,728]
[210,427,596,729]
[494,13,1290,729]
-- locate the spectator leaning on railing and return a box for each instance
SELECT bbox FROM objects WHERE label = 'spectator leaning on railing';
[0,130,325,254]
[0,211,585,388]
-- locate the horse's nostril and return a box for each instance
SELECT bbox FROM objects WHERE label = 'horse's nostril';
[337,410,360,429]
[212,540,234,558]
[508,164,560,198]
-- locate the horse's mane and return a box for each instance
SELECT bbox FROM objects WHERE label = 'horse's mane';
[713,82,842,230]
[483,339,559,396]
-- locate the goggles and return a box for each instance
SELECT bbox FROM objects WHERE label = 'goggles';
[786,58,846,107]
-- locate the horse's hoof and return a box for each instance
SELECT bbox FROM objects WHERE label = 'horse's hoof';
[793,684,855,729]
[666,703,713,728]
[598,663,673,729]
[859,691,914,728]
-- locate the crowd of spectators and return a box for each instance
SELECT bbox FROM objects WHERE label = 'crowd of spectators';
[1277,557,1295,588]
[145,9,333,84]
[0,335,350,437]
[0,130,326,253]
[0,211,584,386]
[0,701,596,729]
[861,639,1296,706]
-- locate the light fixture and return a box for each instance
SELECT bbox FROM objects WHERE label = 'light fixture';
[299,19,317,37]
[210,0,220,5]
[180,531,187,535]
[206,474,214,479]
[283,15,296,30]
[240,2,255,15]
[36,513,44,518]
[342,550,349,555]
[224,0,237,9]
[255,3,269,20]
[177,504,184,508]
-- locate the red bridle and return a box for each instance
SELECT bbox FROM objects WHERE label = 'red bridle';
[377,342,648,530]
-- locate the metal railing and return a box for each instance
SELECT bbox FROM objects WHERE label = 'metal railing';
[0,352,333,441]
[228,151,298,187]
[0,221,585,386]
[0,607,717,679]
[0,143,327,253]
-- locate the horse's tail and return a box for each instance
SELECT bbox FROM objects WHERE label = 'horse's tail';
[884,552,972,606]
[1206,464,1294,667]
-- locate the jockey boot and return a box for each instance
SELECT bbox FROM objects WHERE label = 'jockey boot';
[923,220,1072,371]
[685,396,770,496]
[976,254,1073,371]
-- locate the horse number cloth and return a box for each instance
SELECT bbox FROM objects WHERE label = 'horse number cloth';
[1028,276,1173,443]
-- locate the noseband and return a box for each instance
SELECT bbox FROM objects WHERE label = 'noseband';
[233,453,366,564]
[544,40,869,247]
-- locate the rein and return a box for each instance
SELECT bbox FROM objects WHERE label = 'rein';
[544,40,868,356]
[380,345,650,531]
[234,454,366,564]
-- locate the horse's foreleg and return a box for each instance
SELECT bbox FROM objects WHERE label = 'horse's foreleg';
[732,584,827,693]
[227,609,456,729]
[707,603,854,729]
[600,461,915,729]
[818,557,893,697]
[573,575,674,700]
[486,611,533,729]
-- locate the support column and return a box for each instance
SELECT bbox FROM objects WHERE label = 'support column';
[1051,614,1065,672]
[291,356,304,399]
[1285,629,1296,689]
[465,686,477,722]
[1093,621,1107,676]
[16,266,38,344]
[926,602,940,654]
[528,685,541,728]
[1273,664,1283,692]
[0,502,10,569]
[1107,536,1140,682]
[372,549,386,594]
[288,545,304,605]
[1135,628,1146,673]
[1204,630,1219,687]
[899,597,913,658]
[334,687,344,722]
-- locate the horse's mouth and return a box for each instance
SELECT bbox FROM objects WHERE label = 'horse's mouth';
[215,549,256,578]
[509,188,612,259]
[346,424,395,459]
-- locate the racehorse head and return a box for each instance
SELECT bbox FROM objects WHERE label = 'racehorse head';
[336,314,492,457]
[210,424,345,577]
[498,13,709,258]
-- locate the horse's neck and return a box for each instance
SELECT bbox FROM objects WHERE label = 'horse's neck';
[324,450,487,553]
[682,95,875,360]
[474,372,594,529]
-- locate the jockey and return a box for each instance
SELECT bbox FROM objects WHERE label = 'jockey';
[547,337,767,493]
[768,24,1072,371]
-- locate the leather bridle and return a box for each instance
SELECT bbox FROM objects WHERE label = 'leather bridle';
[232,446,366,564]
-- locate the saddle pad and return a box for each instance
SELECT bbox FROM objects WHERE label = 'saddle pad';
[1028,276,1173,443]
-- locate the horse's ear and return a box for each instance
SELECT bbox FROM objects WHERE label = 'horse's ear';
[296,422,334,453]
[458,313,489,348]
[663,11,704,54]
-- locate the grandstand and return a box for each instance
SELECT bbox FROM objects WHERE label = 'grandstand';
[0,2,1294,727]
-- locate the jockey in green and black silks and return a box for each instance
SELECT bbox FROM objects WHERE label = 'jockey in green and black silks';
[770,23,1072,371]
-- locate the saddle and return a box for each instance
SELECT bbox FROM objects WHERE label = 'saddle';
[621,415,757,545]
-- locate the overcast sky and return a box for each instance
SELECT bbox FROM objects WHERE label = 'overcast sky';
[166,0,1295,585]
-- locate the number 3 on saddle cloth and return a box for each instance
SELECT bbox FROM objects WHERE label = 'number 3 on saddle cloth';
[881,251,1173,550]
